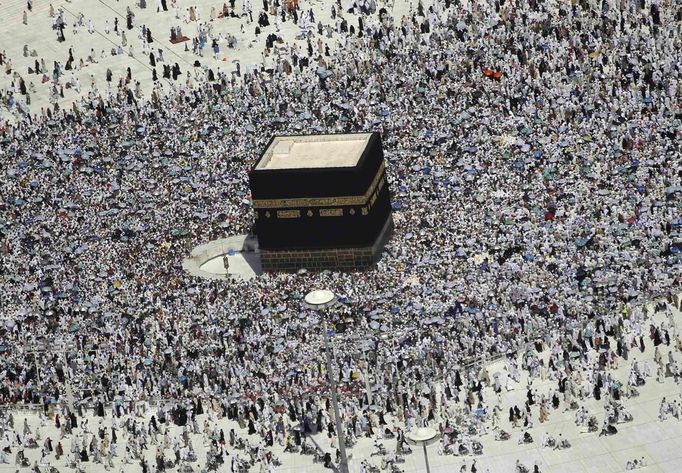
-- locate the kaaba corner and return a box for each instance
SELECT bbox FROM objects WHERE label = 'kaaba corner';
[248,132,393,272]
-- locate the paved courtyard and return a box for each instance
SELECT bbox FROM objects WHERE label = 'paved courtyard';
[0,0,411,121]
[1,1,681,472]
[2,297,681,473]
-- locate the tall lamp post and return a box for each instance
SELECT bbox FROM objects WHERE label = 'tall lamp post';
[406,427,440,473]
[304,289,349,473]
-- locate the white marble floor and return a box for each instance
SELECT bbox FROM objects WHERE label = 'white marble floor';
[199,252,261,279]
[2,296,681,473]
[0,0,412,122]
[183,234,261,280]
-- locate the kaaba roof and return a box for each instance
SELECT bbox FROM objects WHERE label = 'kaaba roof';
[255,133,372,170]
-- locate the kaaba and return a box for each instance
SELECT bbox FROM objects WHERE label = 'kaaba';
[249,132,393,271]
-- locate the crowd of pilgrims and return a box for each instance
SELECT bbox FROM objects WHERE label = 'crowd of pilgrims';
[1,0,682,471]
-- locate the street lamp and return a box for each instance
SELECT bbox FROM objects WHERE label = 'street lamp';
[406,427,439,473]
[304,290,349,473]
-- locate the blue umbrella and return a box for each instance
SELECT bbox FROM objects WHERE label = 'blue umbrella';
[316,67,332,79]
[575,238,589,247]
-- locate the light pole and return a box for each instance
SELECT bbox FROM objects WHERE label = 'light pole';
[406,427,439,473]
[304,289,349,473]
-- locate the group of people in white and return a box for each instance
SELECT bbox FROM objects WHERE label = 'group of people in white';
[0,0,681,471]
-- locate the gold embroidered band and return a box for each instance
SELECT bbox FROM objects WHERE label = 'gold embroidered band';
[252,162,386,209]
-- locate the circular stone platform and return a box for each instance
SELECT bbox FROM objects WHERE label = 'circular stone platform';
[182,234,261,281]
